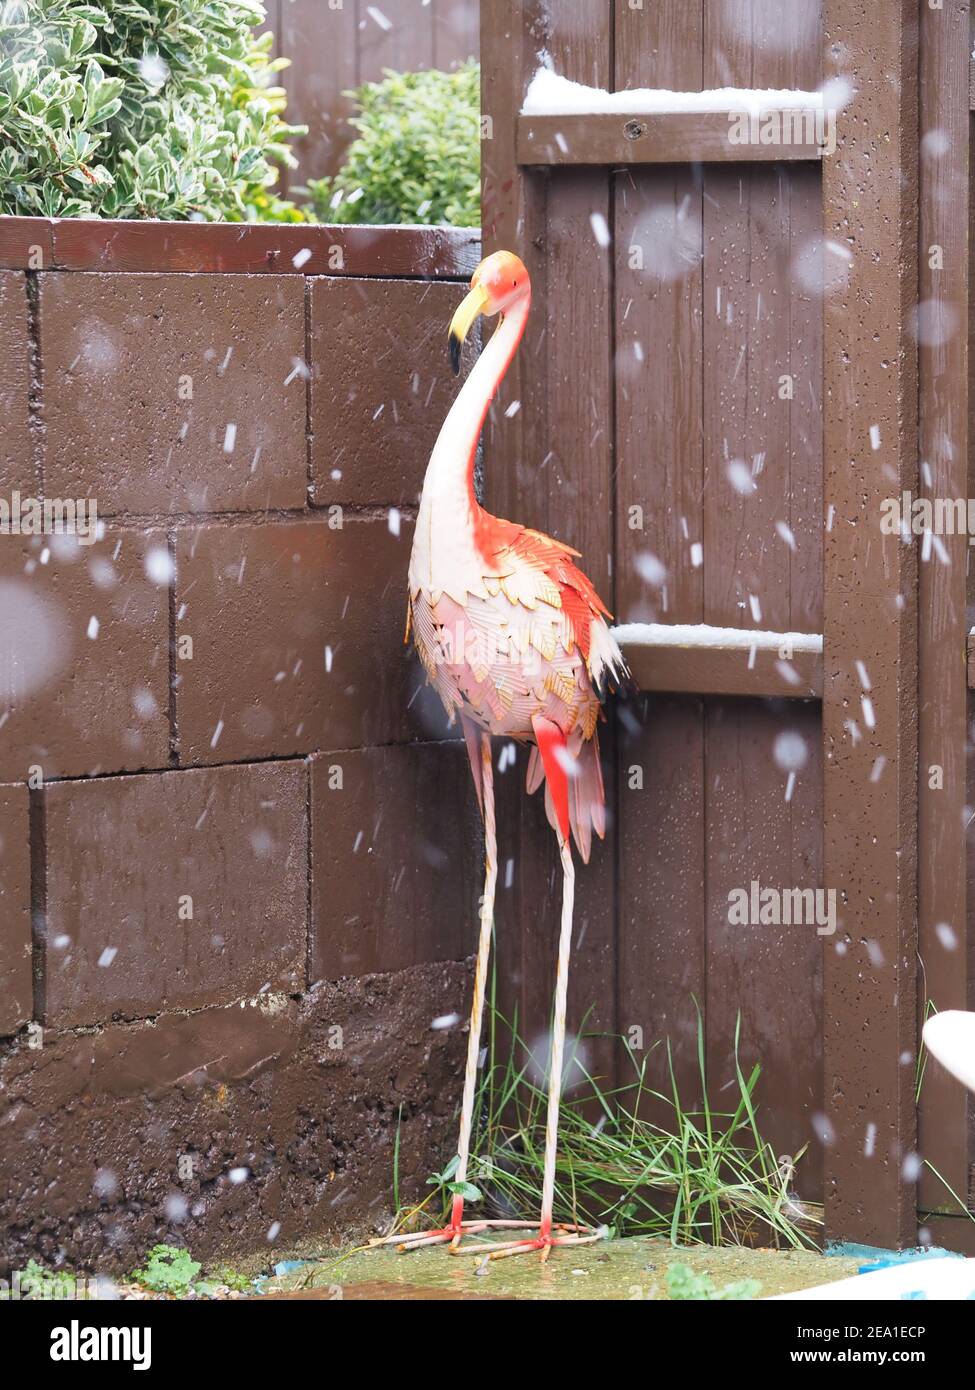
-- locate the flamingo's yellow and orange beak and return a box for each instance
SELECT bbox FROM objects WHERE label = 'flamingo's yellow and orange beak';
[448,283,488,376]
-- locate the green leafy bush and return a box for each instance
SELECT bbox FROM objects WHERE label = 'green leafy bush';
[130,1243,201,1295]
[0,0,304,220]
[302,62,479,227]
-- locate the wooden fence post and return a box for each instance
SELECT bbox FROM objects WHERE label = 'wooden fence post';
[915,0,972,1229]
[822,0,920,1248]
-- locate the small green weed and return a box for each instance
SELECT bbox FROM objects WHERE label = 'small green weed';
[666,1263,761,1300]
[427,1154,482,1205]
[130,1244,201,1295]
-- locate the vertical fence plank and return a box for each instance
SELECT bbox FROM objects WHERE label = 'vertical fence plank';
[822,0,919,1247]
[699,159,824,1188]
[279,0,358,191]
[357,0,436,85]
[529,167,616,1083]
[704,698,824,1199]
[704,0,821,89]
[617,694,706,1115]
[481,1,618,1087]
[789,165,824,633]
[702,165,792,633]
[916,0,971,1220]
[787,700,826,1198]
[614,0,707,1113]
[433,0,479,70]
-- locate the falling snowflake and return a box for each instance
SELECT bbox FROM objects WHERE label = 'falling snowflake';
[145,547,174,586]
[589,212,611,248]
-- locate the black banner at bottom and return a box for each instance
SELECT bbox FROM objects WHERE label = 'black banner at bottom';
[3,1295,968,1374]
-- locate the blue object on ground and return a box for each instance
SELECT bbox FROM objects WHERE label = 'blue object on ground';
[273,1259,316,1278]
[853,1247,964,1275]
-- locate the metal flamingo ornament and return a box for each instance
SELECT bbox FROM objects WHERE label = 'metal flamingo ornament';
[373,250,629,1261]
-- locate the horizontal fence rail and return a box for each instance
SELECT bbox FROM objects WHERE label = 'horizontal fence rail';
[614,624,824,699]
[517,112,826,165]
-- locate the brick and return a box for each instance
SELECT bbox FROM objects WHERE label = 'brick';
[0,784,31,1035]
[0,529,169,780]
[41,760,308,1028]
[174,515,451,763]
[0,961,469,1272]
[0,218,53,271]
[308,277,476,507]
[39,273,307,516]
[311,744,480,979]
[0,270,35,497]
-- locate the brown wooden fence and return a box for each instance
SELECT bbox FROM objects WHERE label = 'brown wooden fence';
[481,0,973,1254]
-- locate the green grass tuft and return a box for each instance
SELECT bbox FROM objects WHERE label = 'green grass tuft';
[391,992,818,1252]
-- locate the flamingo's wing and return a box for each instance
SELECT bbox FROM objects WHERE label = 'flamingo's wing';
[480,522,621,861]
[487,523,631,700]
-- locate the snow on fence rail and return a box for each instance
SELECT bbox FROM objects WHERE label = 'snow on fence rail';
[521,67,827,117]
[613,624,824,700]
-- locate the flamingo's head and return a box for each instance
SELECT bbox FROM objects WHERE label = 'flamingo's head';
[449,250,529,375]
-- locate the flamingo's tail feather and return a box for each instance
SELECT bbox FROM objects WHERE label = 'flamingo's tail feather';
[460,713,484,818]
[526,742,545,796]
[528,717,605,865]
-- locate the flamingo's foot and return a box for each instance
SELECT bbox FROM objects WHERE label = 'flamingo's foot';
[450,1222,605,1263]
[368,1218,542,1253]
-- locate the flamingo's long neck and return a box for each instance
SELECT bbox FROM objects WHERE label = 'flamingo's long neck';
[414,289,530,593]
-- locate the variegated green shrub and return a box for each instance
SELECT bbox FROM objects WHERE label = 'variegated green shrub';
[301,63,480,228]
[0,0,304,220]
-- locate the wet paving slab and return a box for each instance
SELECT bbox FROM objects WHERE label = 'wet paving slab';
[260,1279,512,1300]
[252,1234,860,1301]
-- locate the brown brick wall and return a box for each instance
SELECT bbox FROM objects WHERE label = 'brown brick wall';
[40,761,308,1028]
[39,273,308,517]
[0,219,479,1272]
[311,745,480,978]
[0,529,170,781]
[309,278,477,507]
[173,515,446,763]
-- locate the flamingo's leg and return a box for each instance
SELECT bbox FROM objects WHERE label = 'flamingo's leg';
[371,731,501,1252]
[446,730,497,1241]
[452,840,604,1261]
[467,839,589,1260]
[539,835,575,1242]
[453,719,604,1262]
[372,724,604,1262]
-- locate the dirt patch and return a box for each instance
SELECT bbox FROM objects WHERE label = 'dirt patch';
[0,961,470,1274]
